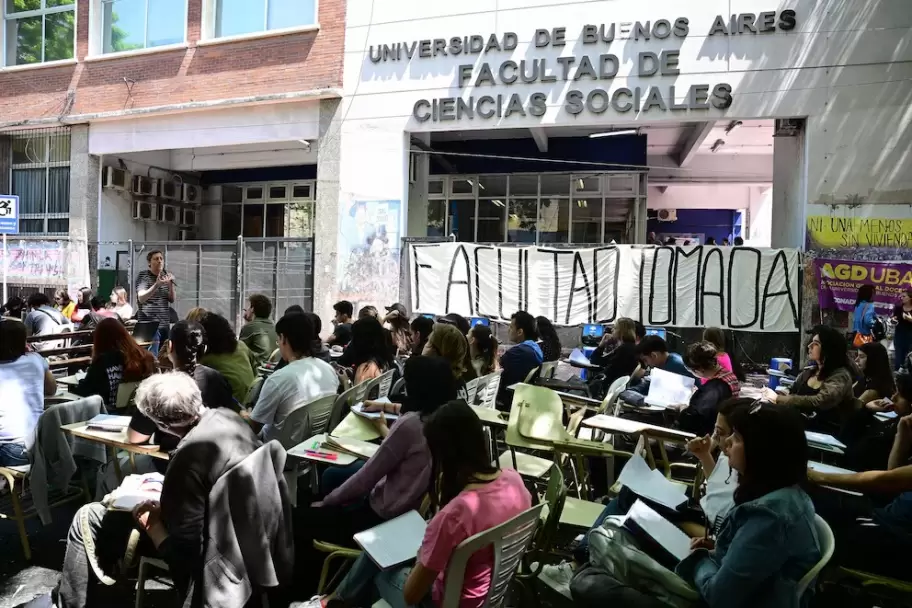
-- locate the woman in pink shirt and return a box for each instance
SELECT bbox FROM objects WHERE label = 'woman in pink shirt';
[701,327,745,385]
[323,400,531,608]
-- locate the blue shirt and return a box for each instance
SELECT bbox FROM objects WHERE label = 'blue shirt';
[498,340,544,404]
[874,491,912,538]
[852,301,877,334]
[629,352,694,395]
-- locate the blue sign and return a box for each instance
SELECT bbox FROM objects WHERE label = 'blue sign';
[0,196,19,234]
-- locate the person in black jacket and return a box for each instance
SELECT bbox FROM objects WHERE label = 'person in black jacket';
[675,341,741,436]
[71,318,155,405]
[590,317,640,387]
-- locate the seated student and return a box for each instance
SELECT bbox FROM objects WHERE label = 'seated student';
[590,317,639,386]
[843,373,912,472]
[436,312,470,336]
[540,399,751,591]
[108,287,133,321]
[676,404,821,607]
[55,289,75,320]
[853,342,895,405]
[0,320,56,466]
[239,293,278,368]
[74,296,118,339]
[383,303,413,357]
[763,325,857,434]
[536,315,562,362]
[674,342,741,437]
[359,305,379,320]
[69,287,95,324]
[468,324,498,377]
[24,292,70,351]
[198,312,256,403]
[325,399,532,608]
[423,323,477,395]
[702,327,746,383]
[327,300,354,347]
[1,295,25,319]
[246,312,339,442]
[497,311,543,405]
[304,312,332,362]
[809,405,912,581]
[410,315,434,357]
[338,317,395,385]
[71,318,155,405]
[48,373,262,608]
[308,356,457,550]
[622,335,694,403]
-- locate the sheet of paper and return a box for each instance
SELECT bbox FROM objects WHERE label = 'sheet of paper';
[808,461,855,475]
[625,499,692,562]
[351,398,399,420]
[805,431,847,449]
[645,368,695,408]
[568,348,597,368]
[354,510,427,570]
[875,411,898,420]
[617,454,687,509]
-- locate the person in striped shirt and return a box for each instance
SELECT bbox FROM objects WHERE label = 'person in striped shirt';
[135,250,175,355]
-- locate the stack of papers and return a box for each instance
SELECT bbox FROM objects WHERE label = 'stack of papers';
[354,510,427,570]
[623,500,692,567]
[323,435,379,460]
[617,455,688,510]
[107,473,163,511]
[351,398,399,420]
[644,369,695,408]
[86,414,132,432]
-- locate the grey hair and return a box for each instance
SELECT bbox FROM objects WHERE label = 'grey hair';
[135,372,205,429]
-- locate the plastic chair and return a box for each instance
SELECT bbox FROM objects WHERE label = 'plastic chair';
[477,371,502,409]
[539,361,558,380]
[244,376,265,408]
[465,377,480,404]
[277,394,337,505]
[498,385,565,480]
[328,382,381,442]
[796,515,836,598]
[523,365,542,384]
[578,375,630,443]
[114,381,140,410]
[375,369,396,399]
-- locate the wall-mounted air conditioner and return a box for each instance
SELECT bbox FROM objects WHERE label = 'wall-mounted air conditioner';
[132,175,159,197]
[103,166,130,191]
[160,180,180,201]
[182,184,202,204]
[178,229,196,241]
[657,209,678,222]
[159,204,180,225]
[181,208,199,226]
[132,200,157,221]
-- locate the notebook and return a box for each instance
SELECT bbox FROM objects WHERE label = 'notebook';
[86,414,132,432]
[805,431,847,450]
[323,435,379,460]
[623,499,692,570]
[643,368,695,408]
[354,510,427,570]
[617,455,687,510]
[107,473,164,511]
[351,398,400,420]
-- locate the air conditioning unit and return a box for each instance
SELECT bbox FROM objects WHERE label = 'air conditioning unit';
[132,175,159,197]
[132,200,157,221]
[159,179,180,201]
[657,209,678,222]
[159,204,180,225]
[103,166,130,191]
[178,229,196,241]
[181,207,199,226]
[182,183,202,204]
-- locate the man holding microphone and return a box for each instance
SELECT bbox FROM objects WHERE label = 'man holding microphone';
[135,250,175,355]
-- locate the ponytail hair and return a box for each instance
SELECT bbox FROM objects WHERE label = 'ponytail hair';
[169,320,207,374]
[470,325,498,375]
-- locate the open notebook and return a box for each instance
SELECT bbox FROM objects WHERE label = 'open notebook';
[323,435,379,460]
[354,510,427,570]
[617,455,688,510]
[643,368,695,408]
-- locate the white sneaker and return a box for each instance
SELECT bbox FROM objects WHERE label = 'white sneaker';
[294,596,325,608]
[538,561,575,597]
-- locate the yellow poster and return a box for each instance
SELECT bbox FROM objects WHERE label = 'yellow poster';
[807,216,912,248]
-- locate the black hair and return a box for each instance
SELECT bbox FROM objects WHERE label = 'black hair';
[248,294,272,319]
[535,315,561,354]
[423,399,499,510]
[636,334,669,356]
[77,287,93,310]
[469,324,498,375]
[0,319,27,362]
[439,313,470,336]
[718,397,755,419]
[810,324,852,380]
[275,312,315,356]
[401,356,458,416]
[510,311,538,341]
[706,237,717,245]
[858,342,896,399]
[410,316,434,355]
[855,284,876,306]
[734,236,744,246]
[169,320,207,373]
[346,317,394,369]
[199,313,238,356]
[303,312,322,337]
[285,304,305,315]
[2,296,24,318]
[728,404,808,505]
[90,296,107,311]
[634,321,646,341]
[685,341,719,371]
[28,292,50,308]
[703,327,746,382]
[333,300,354,318]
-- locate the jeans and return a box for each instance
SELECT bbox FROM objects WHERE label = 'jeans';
[0,442,28,466]
[321,461,365,496]
[336,554,433,608]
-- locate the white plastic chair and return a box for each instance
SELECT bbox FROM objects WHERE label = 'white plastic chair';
[539,360,558,380]
[372,503,545,608]
[577,375,629,442]
[796,515,835,598]
[375,369,396,399]
[465,377,480,404]
[477,371,502,409]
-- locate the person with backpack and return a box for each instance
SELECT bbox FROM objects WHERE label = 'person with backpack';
[23,292,70,352]
[852,284,884,348]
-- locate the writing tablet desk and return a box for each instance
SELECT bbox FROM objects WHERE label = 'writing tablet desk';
[61,422,168,482]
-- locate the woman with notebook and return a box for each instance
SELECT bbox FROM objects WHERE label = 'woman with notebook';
[676,404,821,607]
[674,342,741,437]
[322,399,532,608]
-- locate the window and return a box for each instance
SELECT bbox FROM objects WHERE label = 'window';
[101,0,186,54]
[3,0,75,66]
[9,128,71,235]
[218,180,315,239]
[215,0,315,39]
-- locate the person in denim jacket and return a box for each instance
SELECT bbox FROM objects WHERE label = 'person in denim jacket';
[676,404,822,608]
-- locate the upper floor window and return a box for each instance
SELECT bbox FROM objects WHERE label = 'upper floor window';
[3,0,75,66]
[215,0,315,38]
[8,127,71,235]
[101,0,185,53]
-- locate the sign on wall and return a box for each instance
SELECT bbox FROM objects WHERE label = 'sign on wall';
[338,199,402,309]
[0,240,66,282]
[410,243,800,332]
[814,258,912,314]
[0,195,20,235]
[807,215,912,250]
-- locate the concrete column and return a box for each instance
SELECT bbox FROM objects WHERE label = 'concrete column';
[0,134,10,194]
[407,133,430,237]
[68,125,101,289]
[313,99,343,323]
[771,123,808,250]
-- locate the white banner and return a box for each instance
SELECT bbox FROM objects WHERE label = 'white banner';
[409,243,801,332]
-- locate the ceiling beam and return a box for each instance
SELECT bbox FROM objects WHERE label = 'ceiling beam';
[675,121,715,167]
[529,127,548,153]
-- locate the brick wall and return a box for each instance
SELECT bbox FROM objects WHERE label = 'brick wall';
[0,0,345,125]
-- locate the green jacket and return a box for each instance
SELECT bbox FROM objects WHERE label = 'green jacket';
[239,317,278,368]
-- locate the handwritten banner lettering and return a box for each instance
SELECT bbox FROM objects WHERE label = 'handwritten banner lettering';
[410,243,800,332]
